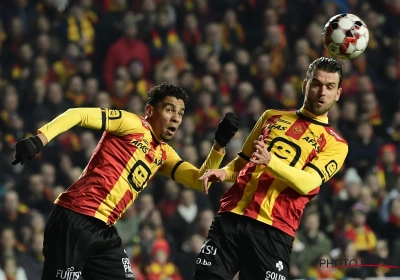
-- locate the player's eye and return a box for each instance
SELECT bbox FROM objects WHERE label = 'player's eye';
[178,112,184,117]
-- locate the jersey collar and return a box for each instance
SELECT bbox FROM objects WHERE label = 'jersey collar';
[298,107,329,125]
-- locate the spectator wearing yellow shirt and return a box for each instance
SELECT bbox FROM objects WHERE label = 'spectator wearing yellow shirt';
[52,43,81,86]
[145,238,182,280]
[344,203,377,253]
[60,2,95,56]
[307,254,344,280]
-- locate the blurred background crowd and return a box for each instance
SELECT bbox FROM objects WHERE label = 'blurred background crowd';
[1,0,400,279]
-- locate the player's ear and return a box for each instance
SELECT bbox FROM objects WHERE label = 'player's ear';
[145,104,153,117]
[335,87,342,101]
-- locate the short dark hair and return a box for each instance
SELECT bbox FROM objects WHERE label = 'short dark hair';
[147,82,189,106]
[306,57,343,88]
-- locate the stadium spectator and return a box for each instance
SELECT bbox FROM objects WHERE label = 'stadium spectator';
[103,11,151,92]
[19,232,45,280]
[176,234,204,280]
[114,204,140,248]
[290,211,333,278]
[344,203,378,253]
[145,238,183,280]
[168,189,200,249]
[306,253,344,280]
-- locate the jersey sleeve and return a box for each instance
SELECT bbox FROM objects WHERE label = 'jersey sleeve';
[238,111,270,160]
[222,111,269,179]
[38,108,141,142]
[158,145,225,191]
[221,156,248,182]
[265,140,348,195]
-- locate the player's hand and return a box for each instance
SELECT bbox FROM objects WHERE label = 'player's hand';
[199,169,228,194]
[250,135,271,167]
[214,112,239,147]
[12,135,44,165]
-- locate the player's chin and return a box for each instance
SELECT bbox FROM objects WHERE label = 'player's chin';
[160,133,174,142]
[312,103,331,115]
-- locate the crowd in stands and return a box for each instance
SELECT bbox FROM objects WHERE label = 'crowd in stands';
[1,0,400,279]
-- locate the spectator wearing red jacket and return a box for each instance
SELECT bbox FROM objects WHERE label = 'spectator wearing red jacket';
[103,12,151,92]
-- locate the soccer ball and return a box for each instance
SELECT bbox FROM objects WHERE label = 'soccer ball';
[322,14,369,60]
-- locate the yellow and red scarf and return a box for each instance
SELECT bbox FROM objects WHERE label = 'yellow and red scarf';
[151,29,179,49]
[221,23,245,46]
[67,16,94,55]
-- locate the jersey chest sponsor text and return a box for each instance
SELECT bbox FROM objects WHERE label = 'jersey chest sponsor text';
[125,136,165,192]
[129,137,165,167]
[262,118,328,166]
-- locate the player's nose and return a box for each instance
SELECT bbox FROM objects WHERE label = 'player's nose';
[320,85,328,96]
[170,113,180,123]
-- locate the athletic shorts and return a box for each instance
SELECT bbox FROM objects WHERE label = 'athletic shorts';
[194,212,294,280]
[42,205,135,280]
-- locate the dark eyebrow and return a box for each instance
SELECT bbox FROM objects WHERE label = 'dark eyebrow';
[163,102,185,112]
[310,78,322,83]
[311,78,337,86]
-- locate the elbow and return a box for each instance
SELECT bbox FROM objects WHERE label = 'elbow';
[298,187,314,195]
[65,108,79,115]
[300,184,321,195]
[63,108,85,124]
[295,179,322,195]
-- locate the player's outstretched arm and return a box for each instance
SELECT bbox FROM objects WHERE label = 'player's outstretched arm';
[199,155,248,190]
[160,141,226,193]
[12,108,139,165]
[251,136,348,195]
[198,110,272,191]
[158,112,239,193]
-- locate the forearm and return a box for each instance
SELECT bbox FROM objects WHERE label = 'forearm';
[212,141,225,154]
[221,156,248,182]
[264,154,322,195]
[174,145,225,191]
[37,108,103,142]
[198,141,226,175]
[37,133,48,147]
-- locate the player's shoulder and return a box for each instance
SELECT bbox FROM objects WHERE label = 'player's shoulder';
[118,110,150,133]
[262,109,297,119]
[265,108,297,114]
[323,126,348,146]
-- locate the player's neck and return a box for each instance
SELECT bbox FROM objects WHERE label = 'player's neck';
[299,107,329,123]
[145,117,164,143]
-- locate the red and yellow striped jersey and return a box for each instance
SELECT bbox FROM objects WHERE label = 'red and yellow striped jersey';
[38,108,224,225]
[220,108,348,237]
